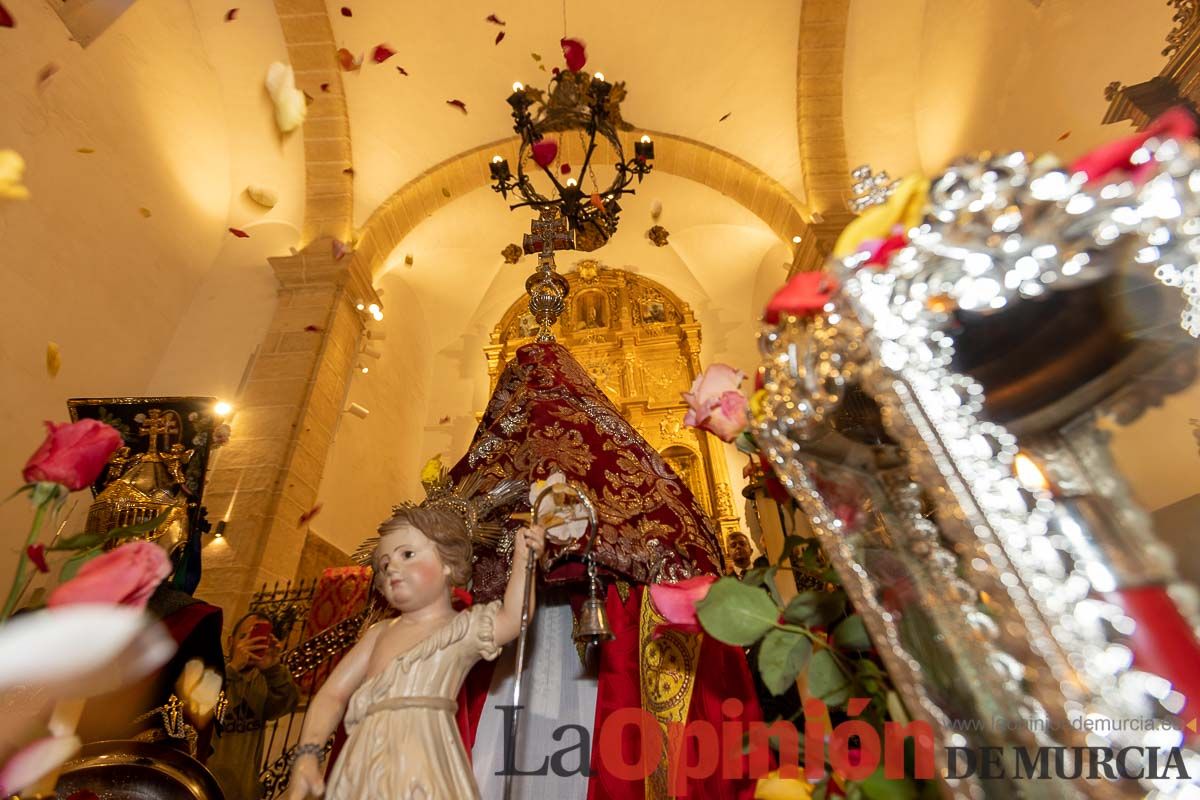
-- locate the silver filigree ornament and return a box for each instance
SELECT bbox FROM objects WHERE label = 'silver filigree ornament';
[848,137,1200,340]
[755,135,1200,796]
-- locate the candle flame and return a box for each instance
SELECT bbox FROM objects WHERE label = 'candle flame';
[1013,452,1049,492]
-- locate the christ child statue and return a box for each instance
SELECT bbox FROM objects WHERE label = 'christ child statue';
[286,506,545,799]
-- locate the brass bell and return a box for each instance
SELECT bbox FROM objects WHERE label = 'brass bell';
[575,594,615,646]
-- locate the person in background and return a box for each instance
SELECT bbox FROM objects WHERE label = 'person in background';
[725,532,755,577]
[208,613,300,799]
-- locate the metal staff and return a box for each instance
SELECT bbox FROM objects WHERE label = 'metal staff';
[503,482,608,800]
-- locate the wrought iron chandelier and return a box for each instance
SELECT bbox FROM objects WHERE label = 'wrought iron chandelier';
[489,68,655,252]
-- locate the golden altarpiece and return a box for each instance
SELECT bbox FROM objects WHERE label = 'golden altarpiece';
[485,261,743,552]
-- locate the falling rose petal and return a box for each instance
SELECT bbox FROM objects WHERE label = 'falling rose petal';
[224,8,238,21]
[342,167,355,176]
[495,30,505,45]
[245,184,278,208]
[530,52,542,61]
[531,138,558,167]
[332,239,349,260]
[138,207,152,218]
[303,324,323,333]
[302,90,315,106]
[340,6,351,16]
[0,150,30,199]
[441,187,451,198]
[229,227,250,238]
[486,13,505,25]
[76,148,94,154]
[719,112,732,122]
[395,66,408,76]
[438,415,451,424]
[298,503,323,526]
[0,3,13,27]
[265,62,307,132]
[336,48,362,72]
[560,163,571,175]
[320,82,330,92]
[372,44,396,63]
[26,544,48,573]
[1058,130,1071,141]
[560,37,587,71]
[446,99,468,114]
[36,63,59,89]
[589,193,604,210]
[46,342,61,377]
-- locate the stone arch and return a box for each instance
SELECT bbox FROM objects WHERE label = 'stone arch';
[348,132,812,285]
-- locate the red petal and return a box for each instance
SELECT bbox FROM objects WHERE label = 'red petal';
[298,503,323,526]
[485,13,505,25]
[336,48,362,72]
[342,166,355,175]
[0,3,13,27]
[560,163,571,175]
[27,544,48,574]
[438,415,451,424]
[319,82,330,92]
[372,44,395,63]
[1057,130,1071,141]
[452,587,474,608]
[495,31,505,45]
[719,112,732,122]
[228,227,250,238]
[303,324,323,333]
[560,37,587,71]
[340,6,352,16]
[764,271,839,323]
[446,99,468,114]
[395,66,408,76]
[531,139,558,167]
[224,8,237,21]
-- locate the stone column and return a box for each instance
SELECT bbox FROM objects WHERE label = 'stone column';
[197,240,378,625]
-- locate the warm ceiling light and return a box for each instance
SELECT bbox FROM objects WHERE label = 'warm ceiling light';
[512,81,523,92]
[359,366,370,374]
[367,303,380,314]
[566,177,578,187]
[355,302,365,311]
[1013,452,1050,492]
[214,401,233,417]
[640,135,652,144]
[792,235,802,244]
[371,309,384,321]
[594,72,605,82]
[492,155,504,163]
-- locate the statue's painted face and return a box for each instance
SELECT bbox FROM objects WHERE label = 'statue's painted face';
[374,523,452,611]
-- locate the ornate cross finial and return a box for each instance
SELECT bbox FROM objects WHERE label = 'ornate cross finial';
[523,208,573,342]
[139,409,175,457]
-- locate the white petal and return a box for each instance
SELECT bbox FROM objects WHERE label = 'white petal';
[0,606,174,699]
[0,735,80,795]
[265,62,307,134]
[246,184,278,208]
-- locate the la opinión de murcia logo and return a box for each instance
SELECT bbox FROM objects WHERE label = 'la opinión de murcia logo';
[494,699,1192,794]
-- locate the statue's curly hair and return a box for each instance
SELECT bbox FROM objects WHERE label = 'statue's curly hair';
[374,506,473,588]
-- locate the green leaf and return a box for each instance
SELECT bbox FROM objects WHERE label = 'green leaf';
[781,591,845,627]
[757,628,812,695]
[59,548,101,582]
[695,577,780,646]
[107,510,171,542]
[833,615,873,651]
[858,766,917,800]
[776,535,808,566]
[813,780,830,800]
[49,531,108,551]
[807,649,852,706]
[742,566,770,587]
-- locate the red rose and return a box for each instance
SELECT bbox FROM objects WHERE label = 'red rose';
[1069,106,1197,184]
[764,271,839,324]
[560,37,587,72]
[647,575,717,635]
[47,541,171,609]
[26,544,48,574]
[22,419,122,491]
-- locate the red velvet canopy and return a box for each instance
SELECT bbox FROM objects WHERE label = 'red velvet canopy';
[450,342,725,600]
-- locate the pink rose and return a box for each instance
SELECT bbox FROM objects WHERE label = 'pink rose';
[764,271,839,324]
[22,419,122,491]
[47,541,171,609]
[682,364,749,442]
[648,575,717,634]
[1070,106,1196,184]
[560,37,587,71]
